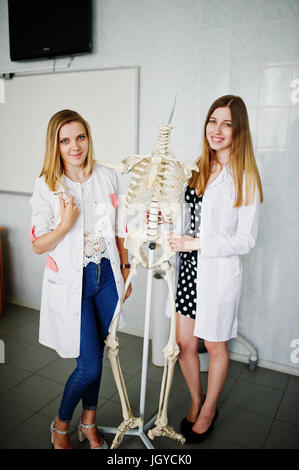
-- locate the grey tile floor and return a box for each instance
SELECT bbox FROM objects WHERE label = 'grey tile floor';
[0,302,299,450]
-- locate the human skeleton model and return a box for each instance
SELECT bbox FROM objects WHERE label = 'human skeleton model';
[101,102,198,449]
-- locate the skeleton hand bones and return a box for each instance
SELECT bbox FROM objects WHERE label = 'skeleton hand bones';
[52,190,79,231]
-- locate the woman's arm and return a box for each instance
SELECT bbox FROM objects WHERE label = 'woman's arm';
[167,184,260,256]
[200,189,260,258]
[32,224,69,255]
[116,236,129,265]
[116,236,132,302]
[32,196,79,255]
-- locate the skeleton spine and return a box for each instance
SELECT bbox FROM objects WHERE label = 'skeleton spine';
[146,198,159,242]
[146,125,172,242]
[157,125,172,157]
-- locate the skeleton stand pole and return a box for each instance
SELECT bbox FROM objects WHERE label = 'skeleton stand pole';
[137,245,157,449]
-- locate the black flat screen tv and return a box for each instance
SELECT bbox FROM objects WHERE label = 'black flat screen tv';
[8,0,93,61]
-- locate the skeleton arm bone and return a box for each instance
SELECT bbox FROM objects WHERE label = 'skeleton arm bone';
[96,155,152,174]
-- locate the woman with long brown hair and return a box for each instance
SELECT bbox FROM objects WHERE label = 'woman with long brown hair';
[167,95,263,444]
[30,109,132,449]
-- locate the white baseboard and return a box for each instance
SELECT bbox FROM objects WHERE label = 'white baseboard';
[7,297,41,311]
[118,325,146,338]
[229,352,299,377]
[6,298,299,377]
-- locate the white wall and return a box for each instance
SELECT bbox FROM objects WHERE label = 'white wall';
[0,0,299,374]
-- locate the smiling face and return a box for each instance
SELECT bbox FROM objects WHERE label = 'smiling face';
[58,121,89,170]
[205,106,233,158]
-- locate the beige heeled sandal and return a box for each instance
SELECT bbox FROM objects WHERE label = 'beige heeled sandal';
[77,418,109,449]
[50,418,71,449]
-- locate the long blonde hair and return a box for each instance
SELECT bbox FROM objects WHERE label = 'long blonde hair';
[40,109,95,191]
[189,95,263,206]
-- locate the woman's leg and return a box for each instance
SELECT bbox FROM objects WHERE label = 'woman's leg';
[53,297,100,448]
[79,258,118,447]
[51,418,72,449]
[53,265,102,448]
[176,313,204,421]
[81,259,118,409]
[192,340,229,434]
[57,297,101,422]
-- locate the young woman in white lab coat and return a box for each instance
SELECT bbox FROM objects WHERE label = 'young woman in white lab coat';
[167,95,263,444]
[30,109,132,449]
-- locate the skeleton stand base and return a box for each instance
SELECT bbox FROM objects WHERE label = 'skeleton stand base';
[99,247,159,449]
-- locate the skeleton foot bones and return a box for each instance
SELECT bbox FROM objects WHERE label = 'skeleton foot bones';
[103,101,196,448]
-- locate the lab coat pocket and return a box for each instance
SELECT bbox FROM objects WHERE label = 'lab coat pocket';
[221,257,241,278]
[47,280,67,319]
[229,257,241,277]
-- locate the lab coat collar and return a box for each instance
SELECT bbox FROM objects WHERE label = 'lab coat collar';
[205,164,229,190]
[63,171,94,186]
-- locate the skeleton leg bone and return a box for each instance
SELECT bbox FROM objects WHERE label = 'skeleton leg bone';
[105,256,143,449]
[147,261,185,444]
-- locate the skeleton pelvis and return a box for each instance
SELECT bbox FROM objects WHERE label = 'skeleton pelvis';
[124,228,174,269]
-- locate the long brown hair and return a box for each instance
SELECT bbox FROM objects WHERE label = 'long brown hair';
[40,109,95,191]
[189,95,263,206]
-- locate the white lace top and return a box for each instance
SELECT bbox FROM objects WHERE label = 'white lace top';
[81,179,109,267]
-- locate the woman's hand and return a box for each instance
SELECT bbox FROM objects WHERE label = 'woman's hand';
[167,232,200,252]
[121,268,132,302]
[59,195,80,232]
[32,194,79,255]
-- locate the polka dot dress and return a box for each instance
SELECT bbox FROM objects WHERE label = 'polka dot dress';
[175,185,203,320]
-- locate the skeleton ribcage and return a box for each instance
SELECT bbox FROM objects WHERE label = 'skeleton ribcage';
[153,160,186,203]
[125,158,152,210]
[125,157,187,220]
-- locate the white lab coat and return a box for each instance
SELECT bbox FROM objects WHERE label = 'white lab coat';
[30,164,127,358]
[166,165,260,342]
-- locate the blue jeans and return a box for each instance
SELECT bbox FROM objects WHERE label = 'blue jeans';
[58,258,118,422]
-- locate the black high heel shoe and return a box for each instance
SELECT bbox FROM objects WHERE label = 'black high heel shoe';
[180,395,206,437]
[186,408,219,444]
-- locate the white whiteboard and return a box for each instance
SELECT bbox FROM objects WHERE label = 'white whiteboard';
[0,67,138,193]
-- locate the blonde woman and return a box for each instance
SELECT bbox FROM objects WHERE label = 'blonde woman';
[167,95,263,444]
[30,109,132,449]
